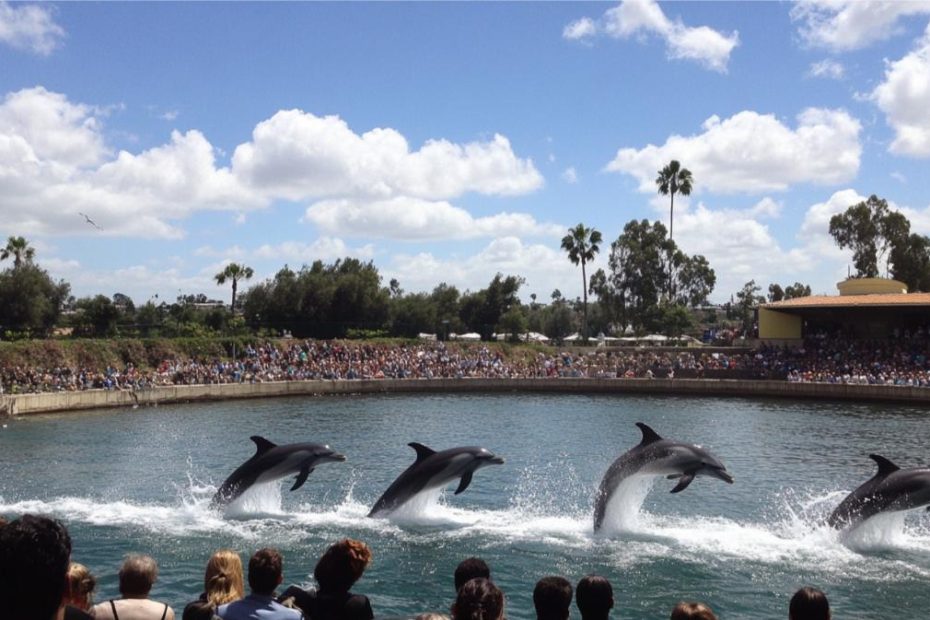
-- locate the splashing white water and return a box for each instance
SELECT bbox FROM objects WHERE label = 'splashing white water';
[596,473,657,535]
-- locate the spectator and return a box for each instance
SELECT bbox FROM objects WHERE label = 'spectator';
[533,576,573,620]
[65,562,98,620]
[218,548,300,620]
[183,601,220,620]
[789,587,831,620]
[280,538,373,620]
[670,601,717,620]
[575,576,613,620]
[203,550,245,606]
[451,578,504,620]
[93,554,176,620]
[0,514,72,620]
[454,557,491,592]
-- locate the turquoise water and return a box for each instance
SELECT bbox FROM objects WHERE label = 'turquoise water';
[1,394,929,619]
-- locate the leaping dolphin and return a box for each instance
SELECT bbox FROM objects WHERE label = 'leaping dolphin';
[211,436,346,507]
[368,443,505,517]
[593,422,734,532]
[828,454,930,529]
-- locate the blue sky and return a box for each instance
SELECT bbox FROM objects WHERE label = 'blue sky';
[3,1,930,305]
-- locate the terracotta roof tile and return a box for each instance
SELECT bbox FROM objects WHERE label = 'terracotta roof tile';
[764,293,930,309]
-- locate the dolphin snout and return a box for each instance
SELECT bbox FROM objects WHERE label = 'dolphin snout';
[711,468,734,484]
[330,453,347,462]
[488,455,505,465]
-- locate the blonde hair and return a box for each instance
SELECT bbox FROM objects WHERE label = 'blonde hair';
[204,549,245,606]
[66,562,97,609]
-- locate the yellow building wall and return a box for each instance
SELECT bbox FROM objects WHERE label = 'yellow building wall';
[836,278,907,295]
[758,307,802,340]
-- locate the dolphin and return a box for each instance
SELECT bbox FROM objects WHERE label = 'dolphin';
[593,422,734,532]
[368,443,505,517]
[828,454,930,529]
[211,435,346,507]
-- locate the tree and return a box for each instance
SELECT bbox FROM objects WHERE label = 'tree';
[458,274,524,340]
[656,160,693,242]
[767,283,785,303]
[734,280,765,336]
[0,263,70,335]
[889,233,930,292]
[214,263,254,313]
[75,295,120,337]
[829,195,909,278]
[0,236,35,269]
[784,282,812,299]
[561,223,602,342]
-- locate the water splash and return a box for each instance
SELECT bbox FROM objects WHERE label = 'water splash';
[595,474,657,535]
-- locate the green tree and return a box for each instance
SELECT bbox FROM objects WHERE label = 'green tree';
[829,195,910,278]
[0,236,36,269]
[75,295,120,337]
[784,282,812,299]
[389,292,437,337]
[0,263,70,336]
[561,223,602,342]
[544,299,574,344]
[890,233,930,292]
[734,280,765,335]
[656,161,693,242]
[675,254,716,307]
[767,283,785,302]
[497,305,528,342]
[214,263,254,313]
[458,274,524,340]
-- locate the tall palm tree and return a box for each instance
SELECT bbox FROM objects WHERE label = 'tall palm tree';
[561,223,602,342]
[214,263,254,313]
[655,160,693,241]
[0,236,35,269]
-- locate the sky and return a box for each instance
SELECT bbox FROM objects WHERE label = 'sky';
[3,1,930,305]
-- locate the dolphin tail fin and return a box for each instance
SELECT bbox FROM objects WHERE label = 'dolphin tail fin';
[290,466,314,491]
[670,473,695,493]
[636,422,663,445]
[454,471,474,495]
[250,436,277,456]
[869,454,900,476]
[408,442,437,462]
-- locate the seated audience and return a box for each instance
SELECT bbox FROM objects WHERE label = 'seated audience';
[279,538,373,620]
[93,554,176,620]
[451,578,504,620]
[454,557,491,593]
[789,586,831,620]
[533,576,573,620]
[0,514,72,620]
[575,575,613,620]
[670,601,717,620]
[65,562,98,620]
[218,548,301,620]
[183,601,220,620]
[203,550,246,606]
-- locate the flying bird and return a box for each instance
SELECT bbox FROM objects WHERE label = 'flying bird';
[78,212,102,230]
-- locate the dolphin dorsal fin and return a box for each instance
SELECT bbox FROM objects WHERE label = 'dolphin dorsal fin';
[408,442,437,462]
[250,436,277,456]
[869,454,901,476]
[636,422,663,445]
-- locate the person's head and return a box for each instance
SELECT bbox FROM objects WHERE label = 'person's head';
[0,514,72,620]
[454,558,491,592]
[0,515,7,528]
[451,578,505,620]
[789,587,831,620]
[204,549,245,606]
[65,562,97,610]
[248,548,284,597]
[415,614,451,620]
[533,576,573,620]
[119,554,159,598]
[183,600,217,620]
[670,601,717,620]
[575,575,613,620]
[314,539,372,594]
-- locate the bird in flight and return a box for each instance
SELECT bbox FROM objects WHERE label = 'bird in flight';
[78,212,102,230]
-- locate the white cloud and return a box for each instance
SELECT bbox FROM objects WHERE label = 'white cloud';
[891,171,907,184]
[791,0,930,52]
[808,59,845,80]
[160,110,179,121]
[0,1,65,55]
[561,167,579,184]
[231,109,543,201]
[606,107,862,193]
[253,238,375,262]
[748,197,782,218]
[871,25,930,157]
[565,0,739,72]
[304,196,563,241]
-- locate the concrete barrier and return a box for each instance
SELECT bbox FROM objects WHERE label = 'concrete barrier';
[3,378,930,417]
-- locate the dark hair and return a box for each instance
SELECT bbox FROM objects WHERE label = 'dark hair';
[183,601,217,620]
[119,554,159,596]
[533,576,573,620]
[670,601,717,620]
[789,587,830,620]
[452,578,504,620]
[314,539,372,594]
[575,575,613,620]
[0,514,72,620]
[248,548,283,596]
[454,558,491,592]
[0,516,8,528]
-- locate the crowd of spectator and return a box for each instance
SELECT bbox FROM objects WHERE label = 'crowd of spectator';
[0,514,833,620]
[3,333,930,396]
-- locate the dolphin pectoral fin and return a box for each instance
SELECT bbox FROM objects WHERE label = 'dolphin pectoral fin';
[409,442,437,462]
[670,473,695,494]
[454,472,474,495]
[290,466,314,491]
[250,436,277,456]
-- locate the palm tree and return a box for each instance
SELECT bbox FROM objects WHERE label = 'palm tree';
[655,160,693,241]
[561,223,602,342]
[0,236,35,269]
[214,263,254,313]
